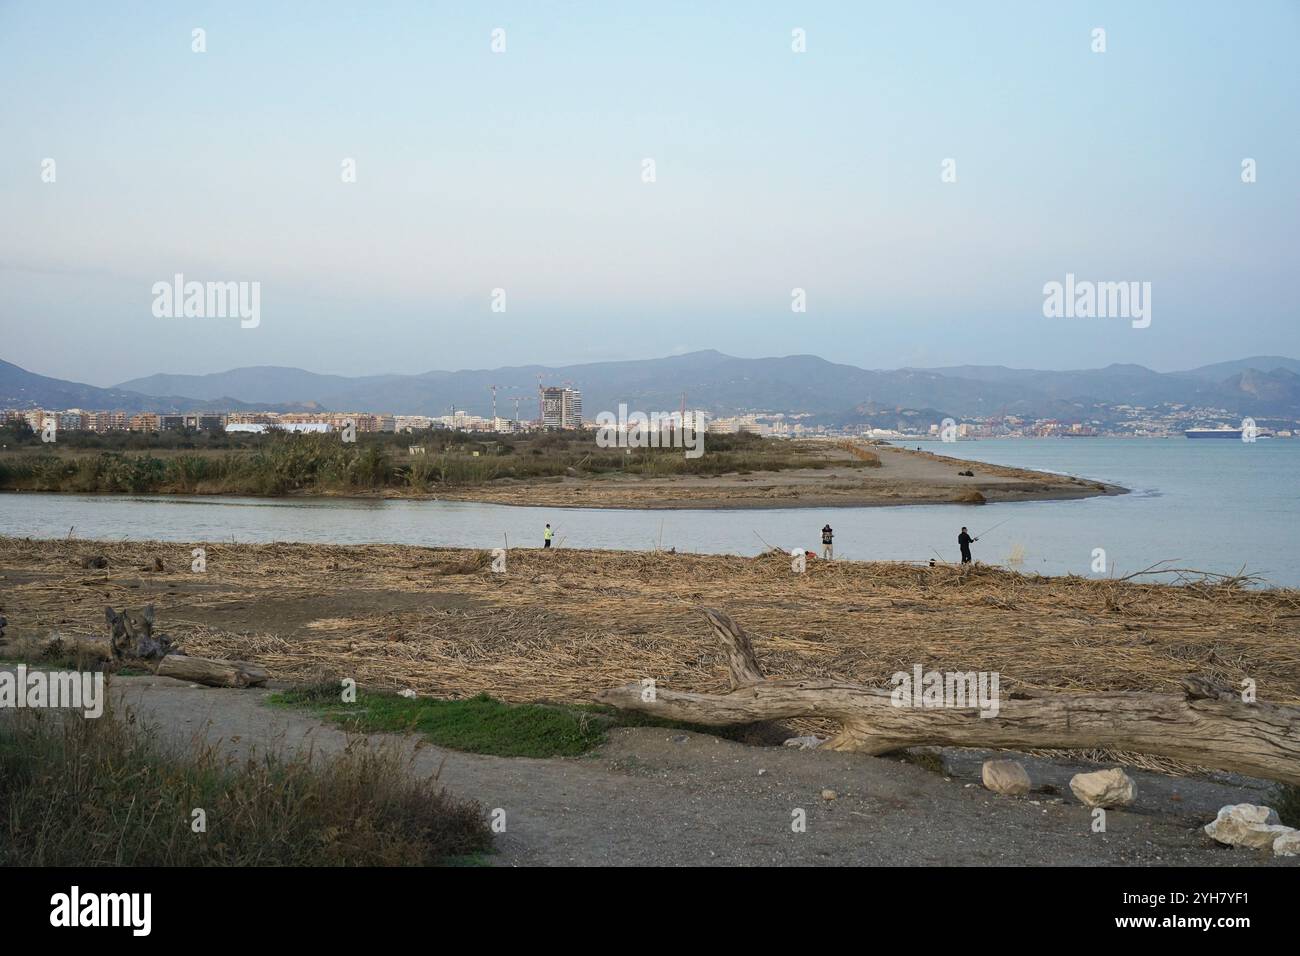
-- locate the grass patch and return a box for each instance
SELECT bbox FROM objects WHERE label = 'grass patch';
[271,688,606,758]
[271,684,789,757]
[0,680,492,866]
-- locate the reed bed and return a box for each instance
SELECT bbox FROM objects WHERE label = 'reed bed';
[6,535,1300,779]
[4,534,1297,697]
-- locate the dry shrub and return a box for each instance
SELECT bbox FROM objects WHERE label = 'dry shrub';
[0,688,491,866]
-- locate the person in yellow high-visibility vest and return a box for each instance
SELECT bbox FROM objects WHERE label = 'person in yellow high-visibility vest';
[544,523,553,549]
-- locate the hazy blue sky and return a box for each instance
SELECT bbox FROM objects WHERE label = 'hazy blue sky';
[2,1,1296,385]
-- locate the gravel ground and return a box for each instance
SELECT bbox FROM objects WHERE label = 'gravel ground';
[72,673,1299,867]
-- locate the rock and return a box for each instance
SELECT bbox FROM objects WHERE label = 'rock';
[1274,831,1300,857]
[1069,768,1137,808]
[1203,804,1290,850]
[981,758,1031,796]
[821,789,837,801]
[783,735,827,750]
[397,688,417,699]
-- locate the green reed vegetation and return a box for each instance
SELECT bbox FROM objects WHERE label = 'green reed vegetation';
[0,429,869,496]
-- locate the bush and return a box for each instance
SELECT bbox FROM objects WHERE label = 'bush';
[0,691,493,866]
[0,431,841,495]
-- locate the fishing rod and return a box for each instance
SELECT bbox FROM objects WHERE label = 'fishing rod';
[971,516,1013,540]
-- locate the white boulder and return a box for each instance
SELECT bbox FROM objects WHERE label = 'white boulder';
[982,758,1031,796]
[1272,830,1300,857]
[1069,768,1137,808]
[1203,804,1292,850]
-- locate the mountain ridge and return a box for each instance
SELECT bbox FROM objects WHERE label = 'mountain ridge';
[3,352,1298,424]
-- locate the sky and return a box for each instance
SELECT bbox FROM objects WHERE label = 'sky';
[1,0,1297,386]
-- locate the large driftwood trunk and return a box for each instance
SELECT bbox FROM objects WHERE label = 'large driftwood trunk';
[595,608,1300,787]
[155,654,269,688]
[36,633,115,663]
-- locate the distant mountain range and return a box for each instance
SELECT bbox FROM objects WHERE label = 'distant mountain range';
[3,352,1299,425]
[0,359,302,416]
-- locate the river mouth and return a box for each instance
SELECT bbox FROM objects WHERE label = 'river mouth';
[4,439,1296,587]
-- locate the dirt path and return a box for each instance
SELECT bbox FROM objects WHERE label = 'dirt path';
[103,673,1293,867]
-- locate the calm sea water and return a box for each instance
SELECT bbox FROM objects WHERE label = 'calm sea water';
[2,438,1296,587]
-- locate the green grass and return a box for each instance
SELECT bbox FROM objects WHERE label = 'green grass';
[0,681,493,866]
[270,684,785,757]
[270,688,607,758]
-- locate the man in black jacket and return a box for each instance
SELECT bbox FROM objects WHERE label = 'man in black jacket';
[958,527,977,564]
[821,524,834,560]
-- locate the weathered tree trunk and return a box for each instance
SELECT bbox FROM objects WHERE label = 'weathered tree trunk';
[36,633,115,663]
[595,608,1300,787]
[155,654,269,688]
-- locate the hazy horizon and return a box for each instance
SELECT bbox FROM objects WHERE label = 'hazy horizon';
[109,347,1300,387]
[3,1,1297,386]
[9,347,1300,393]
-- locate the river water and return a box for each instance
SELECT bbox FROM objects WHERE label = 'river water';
[2,439,1296,587]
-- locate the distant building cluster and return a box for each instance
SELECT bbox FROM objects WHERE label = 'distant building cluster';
[394,413,519,433]
[0,393,583,439]
[2,408,225,433]
[225,412,396,433]
[9,394,1289,442]
[709,412,813,437]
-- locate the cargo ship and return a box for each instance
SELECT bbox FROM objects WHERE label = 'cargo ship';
[1184,426,1272,439]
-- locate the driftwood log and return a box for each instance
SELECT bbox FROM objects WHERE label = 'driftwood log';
[36,633,115,663]
[595,608,1300,787]
[155,654,269,688]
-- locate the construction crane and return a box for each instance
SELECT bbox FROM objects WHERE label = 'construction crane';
[488,384,523,431]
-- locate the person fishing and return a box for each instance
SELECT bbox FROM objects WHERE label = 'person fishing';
[544,523,553,549]
[821,523,834,560]
[958,526,977,564]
